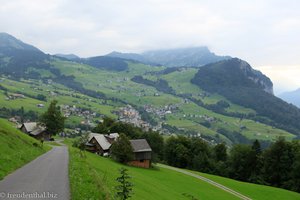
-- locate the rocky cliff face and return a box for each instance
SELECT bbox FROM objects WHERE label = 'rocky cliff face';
[238,59,273,95]
[191,58,274,95]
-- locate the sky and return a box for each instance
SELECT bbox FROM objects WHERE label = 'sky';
[0,0,300,94]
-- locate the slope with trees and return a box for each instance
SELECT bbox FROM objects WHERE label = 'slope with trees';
[191,58,300,136]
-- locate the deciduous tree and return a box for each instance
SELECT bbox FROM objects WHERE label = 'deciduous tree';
[40,100,65,135]
[111,133,134,163]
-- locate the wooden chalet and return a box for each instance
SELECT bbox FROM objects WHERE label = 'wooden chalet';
[20,122,49,140]
[86,133,119,156]
[128,139,152,168]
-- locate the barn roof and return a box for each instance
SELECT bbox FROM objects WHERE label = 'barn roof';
[30,127,46,136]
[130,139,152,153]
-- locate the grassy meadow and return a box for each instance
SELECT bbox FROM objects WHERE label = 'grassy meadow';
[66,139,300,200]
[0,118,51,179]
[186,168,300,200]
[66,142,239,200]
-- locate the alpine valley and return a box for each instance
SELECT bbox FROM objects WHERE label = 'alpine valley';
[1,32,300,146]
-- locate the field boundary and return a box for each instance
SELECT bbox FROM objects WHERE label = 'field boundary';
[158,164,252,200]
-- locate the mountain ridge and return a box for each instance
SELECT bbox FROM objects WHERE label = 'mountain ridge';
[0,32,41,52]
[106,46,231,67]
[0,33,50,78]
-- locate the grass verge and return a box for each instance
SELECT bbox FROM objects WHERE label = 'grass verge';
[0,118,51,179]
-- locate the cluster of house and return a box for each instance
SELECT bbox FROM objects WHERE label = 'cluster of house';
[60,104,100,127]
[5,93,26,100]
[86,132,152,168]
[118,105,152,131]
[61,104,98,119]
[143,104,179,118]
[184,114,216,122]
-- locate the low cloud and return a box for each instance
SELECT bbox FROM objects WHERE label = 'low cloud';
[0,0,300,91]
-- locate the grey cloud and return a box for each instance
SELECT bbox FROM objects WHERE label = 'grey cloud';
[0,0,300,92]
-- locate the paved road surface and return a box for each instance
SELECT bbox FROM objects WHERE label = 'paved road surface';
[158,164,252,200]
[0,146,70,200]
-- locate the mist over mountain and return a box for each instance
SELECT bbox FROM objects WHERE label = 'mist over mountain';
[107,47,230,67]
[106,51,155,65]
[279,88,300,108]
[143,47,231,67]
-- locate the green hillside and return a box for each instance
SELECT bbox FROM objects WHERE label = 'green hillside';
[0,33,298,144]
[0,118,50,179]
[0,59,296,144]
[52,60,295,142]
[191,58,300,136]
[66,141,300,200]
[192,170,300,200]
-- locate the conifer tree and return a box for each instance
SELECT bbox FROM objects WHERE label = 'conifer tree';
[115,168,133,200]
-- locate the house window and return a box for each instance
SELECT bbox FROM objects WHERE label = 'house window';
[139,159,144,162]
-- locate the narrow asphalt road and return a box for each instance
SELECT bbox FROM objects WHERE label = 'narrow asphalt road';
[0,146,70,200]
[158,164,252,200]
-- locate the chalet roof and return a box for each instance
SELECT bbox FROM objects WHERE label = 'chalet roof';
[30,127,46,136]
[93,135,112,151]
[130,139,152,153]
[23,122,38,132]
[88,132,102,141]
[88,133,113,151]
[22,122,46,135]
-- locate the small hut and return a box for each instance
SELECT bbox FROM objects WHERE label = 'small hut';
[128,139,152,168]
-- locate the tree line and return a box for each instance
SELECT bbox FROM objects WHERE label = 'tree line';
[93,117,300,193]
[0,106,38,122]
[164,136,300,193]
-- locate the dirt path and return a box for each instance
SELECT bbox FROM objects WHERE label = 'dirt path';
[158,164,252,200]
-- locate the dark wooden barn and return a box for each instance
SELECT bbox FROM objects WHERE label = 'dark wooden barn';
[128,139,152,168]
